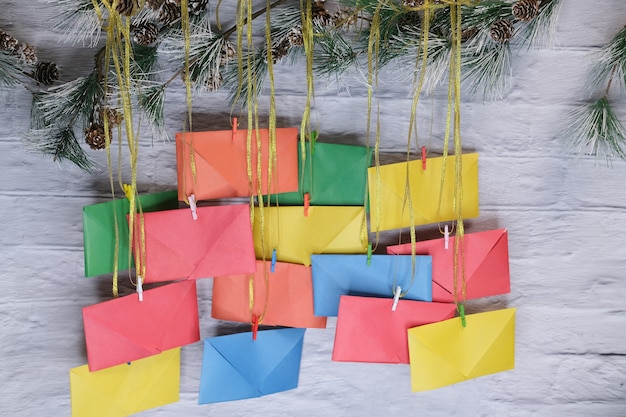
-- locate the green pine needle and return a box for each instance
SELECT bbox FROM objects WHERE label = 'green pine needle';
[592,25,626,92]
[0,51,22,88]
[138,84,167,138]
[565,97,626,162]
[313,28,357,77]
[515,0,562,50]
[462,42,512,101]
[23,126,96,173]
[52,0,102,47]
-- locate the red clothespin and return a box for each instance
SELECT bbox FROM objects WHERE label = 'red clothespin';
[232,117,238,141]
[421,146,427,170]
[304,192,310,217]
[188,194,198,220]
[270,249,277,273]
[391,286,401,311]
[444,224,450,250]
[367,243,373,266]
[458,304,466,328]
[251,315,259,340]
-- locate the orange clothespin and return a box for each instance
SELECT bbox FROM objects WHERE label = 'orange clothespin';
[251,315,259,340]
[232,117,238,141]
[304,192,310,217]
[421,146,427,170]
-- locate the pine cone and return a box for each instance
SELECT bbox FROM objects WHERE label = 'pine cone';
[105,108,124,127]
[85,123,108,150]
[270,37,291,64]
[287,26,304,47]
[0,29,18,52]
[189,0,208,15]
[145,0,165,10]
[402,0,443,7]
[159,1,181,26]
[15,42,37,65]
[490,19,514,43]
[312,1,331,26]
[512,0,540,22]
[132,22,159,45]
[115,0,141,16]
[206,71,223,91]
[34,61,59,86]
[332,8,358,29]
[397,11,421,28]
[220,42,236,65]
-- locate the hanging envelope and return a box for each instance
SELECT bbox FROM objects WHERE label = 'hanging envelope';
[387,229,510,302]
[83,280,200,371]
[333,295,456,364]
[212,260,327,329]
[311,254,432,317]
[176,128,298,201]
[70,348,180,417]
[269,142,372,206]
[368,153,479,231]
[408,308,516,391]
[82,190,178,277]
[198,328,306,404]
[252,206,368,266]
[130,204,256,283]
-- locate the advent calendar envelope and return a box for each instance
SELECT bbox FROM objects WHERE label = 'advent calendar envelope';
[83,280,200,371]
[70,348,180,417]
[82,190,178,277]
[212,260,327,328]
[408,308,516,391]
[198,328,306,404]
[131,204,256,283]
[176,128,298,201]
[252,206,368,266]
[387,229,510,302]
[270,142,372,206]
[368,153,479,231]
[333,296,456,364]
[311,254,432,317]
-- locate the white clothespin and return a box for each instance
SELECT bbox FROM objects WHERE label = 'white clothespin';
[444,224,450,250]
[392,286,401,311]
[188,194,198,220]
[137,276,144,302]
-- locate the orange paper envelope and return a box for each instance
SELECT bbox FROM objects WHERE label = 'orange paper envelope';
[176,128,299,201]
[212,260,327,329]
[333,295,457,364]
[131,204,256,283]
[387,229,510,302]
[82,280,200,372]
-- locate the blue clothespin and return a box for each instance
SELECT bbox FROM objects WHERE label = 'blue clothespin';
[367,243,372,266]
[458,304,466,328]
[270,249,277,272]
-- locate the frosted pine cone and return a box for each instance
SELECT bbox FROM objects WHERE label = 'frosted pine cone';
[159,1,181,26]
[115,0,141,16]
[34,61,59,86]
[220,42,236,65]
[16,42,37,65]
[0,30,18,52]
[85,123,108,150]
[490,19,515,43]
[132,22,159,45]
[402,0,443,7]
[270,37,291,64]
[189,0,209,15]
[512,0,540,22]
[312,1,331,26]
[145,0,165,10]
[287,26,304,47]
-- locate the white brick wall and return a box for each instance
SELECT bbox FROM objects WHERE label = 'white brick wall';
[1,1,625,416]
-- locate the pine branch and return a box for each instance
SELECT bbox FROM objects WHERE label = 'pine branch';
[51,0,102,47]
[462,42,512,100]
[515,0,562,49]
[0,51,23,88]
[22,125,96,172]
[591,24,626,93]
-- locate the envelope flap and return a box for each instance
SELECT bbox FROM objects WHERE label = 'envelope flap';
[257,328,305,394]
[317,207,367,252]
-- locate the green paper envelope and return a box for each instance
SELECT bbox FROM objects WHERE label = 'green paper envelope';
[270,142,372,206]
[82,190,179,277]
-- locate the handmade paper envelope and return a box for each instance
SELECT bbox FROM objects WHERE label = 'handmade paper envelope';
[82,190,178,277]
[176,128,298,201]
[333,295,456,364]
[270,142,372,206]
[131,204,256,283]
[408,308,516,391]
[70,348,180,417]
[368,153,479,231]
[387,229,510,302]
[311,254,432,317]
[83,280,200,371]
[252,206,368,266]
[212,260,327,328]
[198,328,306,404]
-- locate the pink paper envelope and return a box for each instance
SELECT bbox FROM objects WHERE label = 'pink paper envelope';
[333,295,457,364]
[83,280,200,371]
[387,229,510,302]
[131,204,256,283]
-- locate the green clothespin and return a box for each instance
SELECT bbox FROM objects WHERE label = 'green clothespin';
[367,243,372,266]
[458,304,466,328]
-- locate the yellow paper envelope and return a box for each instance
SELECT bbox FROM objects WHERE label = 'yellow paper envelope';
[70,348,180,417]
[368,153,479,231]
[407,308,515,391]
[252,206,368,266]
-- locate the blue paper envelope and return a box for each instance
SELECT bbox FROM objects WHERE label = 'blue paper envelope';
[311,254,432,316]
[198,328,306,404]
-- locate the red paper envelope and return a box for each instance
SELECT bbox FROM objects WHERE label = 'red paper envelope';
[387,229,510,302]
[131,204,256,283]
[176,128,299,201]
[83,280,200,371]
[332,295,457,364]
[212,260,327,329]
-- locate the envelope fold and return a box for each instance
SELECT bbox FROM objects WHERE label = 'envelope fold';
[333,296,456,364]
[368,153,479,231]
[311,254,432,316]
[388,229,510,302]
[212,260,327,328]
[198,328,306,404]
[408,308,516,391]
[83,280,200,371]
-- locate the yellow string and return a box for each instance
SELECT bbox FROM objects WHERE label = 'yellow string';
[299,0,313,184]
